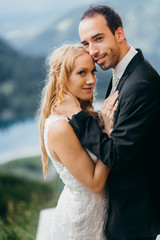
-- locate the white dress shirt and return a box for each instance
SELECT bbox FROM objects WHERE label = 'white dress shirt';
[110,46,138,95]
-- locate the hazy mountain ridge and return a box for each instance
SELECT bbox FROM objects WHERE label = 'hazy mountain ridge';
[19,1,160,74]
[22,5,86,56]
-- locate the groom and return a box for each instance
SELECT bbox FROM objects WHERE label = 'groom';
[56,5,160,240]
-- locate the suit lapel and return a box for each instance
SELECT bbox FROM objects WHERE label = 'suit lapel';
[116,49,144,93]
[104,49,144,99]
[105,78,112,98]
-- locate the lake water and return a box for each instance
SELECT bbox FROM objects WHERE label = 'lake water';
[0,117,41,164]
[0,100,103,164]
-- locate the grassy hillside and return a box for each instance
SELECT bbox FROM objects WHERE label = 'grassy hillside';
[0,156,49,181]
[0,156,64,240]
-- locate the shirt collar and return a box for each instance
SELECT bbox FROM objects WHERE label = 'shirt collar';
[112,46,138,80]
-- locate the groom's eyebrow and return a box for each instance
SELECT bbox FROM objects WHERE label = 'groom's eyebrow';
[92,33,103,39]
[81,33,103,45]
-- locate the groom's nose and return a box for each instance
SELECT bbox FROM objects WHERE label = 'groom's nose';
[89,43,99,57]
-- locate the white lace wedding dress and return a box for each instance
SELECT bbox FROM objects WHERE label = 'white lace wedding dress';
[44,115,109,240]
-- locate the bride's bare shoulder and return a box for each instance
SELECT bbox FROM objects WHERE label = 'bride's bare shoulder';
[48,115,71,140]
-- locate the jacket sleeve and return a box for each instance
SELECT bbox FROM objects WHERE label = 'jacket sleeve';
[69,80,159,171]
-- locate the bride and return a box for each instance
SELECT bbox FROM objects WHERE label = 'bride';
[39,44,117,240]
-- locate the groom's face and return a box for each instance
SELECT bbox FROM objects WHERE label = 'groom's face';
[79,14,121,70]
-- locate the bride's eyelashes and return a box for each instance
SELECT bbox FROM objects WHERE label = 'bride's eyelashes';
[91,68,97,75]
[77,70,86,76]
[77,67,97,76]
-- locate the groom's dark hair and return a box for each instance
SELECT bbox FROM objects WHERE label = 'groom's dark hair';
[81,5,123,35]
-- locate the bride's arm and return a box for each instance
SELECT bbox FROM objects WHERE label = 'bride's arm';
[48,119,110,194]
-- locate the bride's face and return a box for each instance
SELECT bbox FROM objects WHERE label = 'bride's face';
[66,53,96,101]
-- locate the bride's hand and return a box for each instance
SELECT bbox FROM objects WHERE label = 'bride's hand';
[101,91,119,137]
[54,90,82,119]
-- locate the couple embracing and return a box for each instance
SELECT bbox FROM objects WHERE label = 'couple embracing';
[39,5,160,240]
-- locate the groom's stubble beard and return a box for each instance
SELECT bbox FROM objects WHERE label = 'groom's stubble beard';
[99,50,120,71]
[94,39,121,70]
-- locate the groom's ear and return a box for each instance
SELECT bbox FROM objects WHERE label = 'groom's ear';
[115,27,125,43]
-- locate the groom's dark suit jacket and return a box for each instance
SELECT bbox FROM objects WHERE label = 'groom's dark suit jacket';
[69,49,160,239]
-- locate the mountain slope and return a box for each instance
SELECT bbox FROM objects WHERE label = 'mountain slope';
[23,6,86,56]
[0,38,45,121]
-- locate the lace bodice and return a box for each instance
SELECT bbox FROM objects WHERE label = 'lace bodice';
[44,115,108,240]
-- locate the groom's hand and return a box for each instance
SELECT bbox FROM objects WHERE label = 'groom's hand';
[54,91,82,119]
[101,91,119,137]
